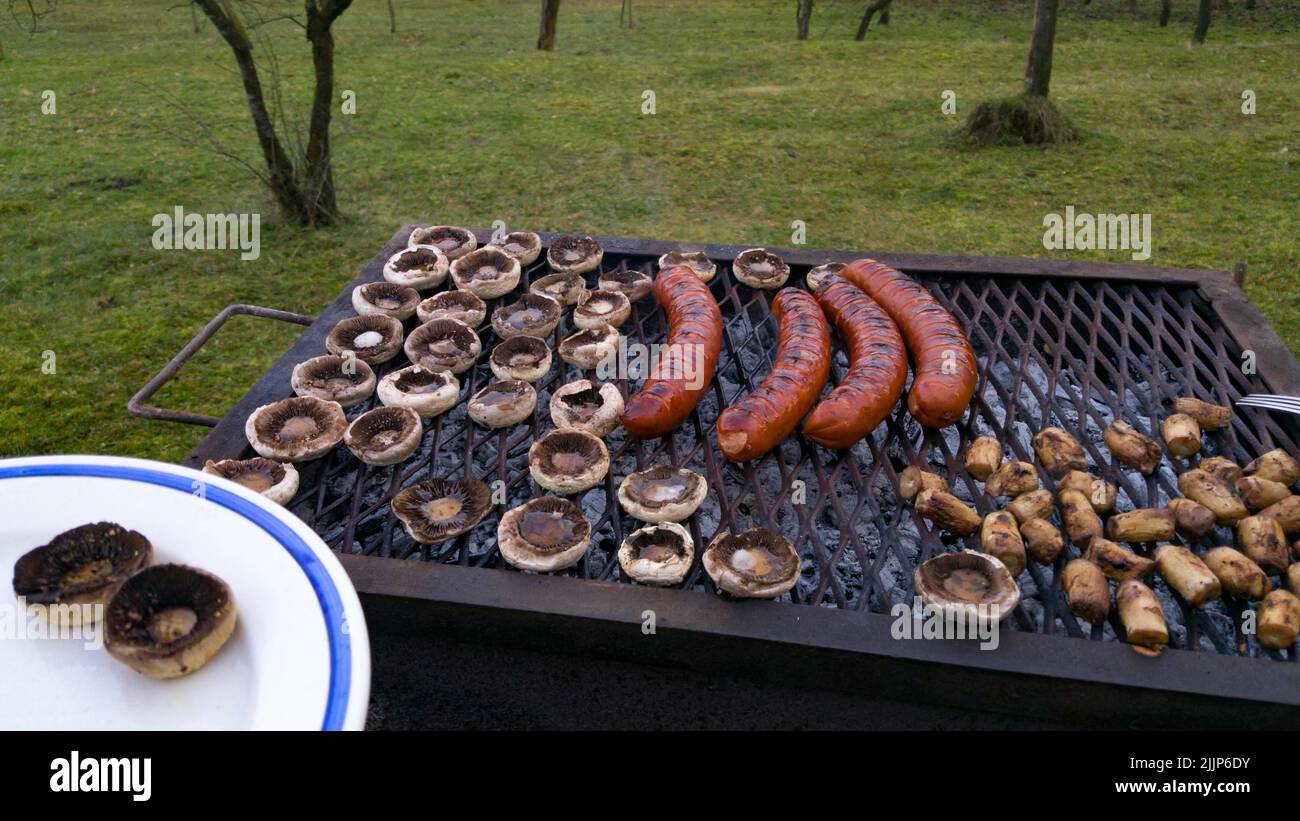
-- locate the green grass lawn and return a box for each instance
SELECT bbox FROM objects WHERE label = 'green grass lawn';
[1,0,1296,462]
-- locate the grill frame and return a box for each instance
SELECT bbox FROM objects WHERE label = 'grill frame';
[186,226,1300,728]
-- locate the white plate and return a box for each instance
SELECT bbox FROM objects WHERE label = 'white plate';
[0,455,370,730]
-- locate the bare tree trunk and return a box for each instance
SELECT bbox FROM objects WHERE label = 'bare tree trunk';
[195,0,305,220]
[538,0,560,51]
[1023,0,1059,97]
[305,1,351,226]
[855,0,892,40]
[1192,0,1211,42]
[796,0,814,40]
[880,6,889,24]
[1160,0,1171,26]
[190,1,201,33]
[620,0,633,28]
[387,0,396,33]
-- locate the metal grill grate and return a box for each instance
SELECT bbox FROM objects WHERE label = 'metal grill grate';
[214,239,1300,661]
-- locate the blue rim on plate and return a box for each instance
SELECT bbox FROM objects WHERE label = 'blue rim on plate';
[0,462,351,731]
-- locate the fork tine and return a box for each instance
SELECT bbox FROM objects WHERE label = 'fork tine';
[1236,396,1300,414]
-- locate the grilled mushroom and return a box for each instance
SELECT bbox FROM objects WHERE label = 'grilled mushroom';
[104,564,236,679]
[913,550,1021,627]
[805,262,846,292]
[467,380,537,428]
[574,289,631,329]
[617,465,708,523]
[344,406,423,466]
[416,289,487,327]
[702,528,800,599]
[529,271,587,307]
[202,458,300,506]
[403,318,482,374]
[377,365,460,418]
[408,225,477,260]
[528,429,610,494]
[351,281,420,320]
[490,335,553,383]
[549,379,624,436]
[326,314,404,365]
[291,354,376,408]
[244,396,347,461]
[488,230,542,266]
[558,324,620,370]
[732,248,790,290]
[497,496,592,572]
[383,245,450,290]
[619,522,694,586]
[391,477,492,543]
[547,235,603,275]
[450,247,521,299]
[12,522,152,624]
[597,267,654,302]
[491,293,561,339]
[659,250,716,284]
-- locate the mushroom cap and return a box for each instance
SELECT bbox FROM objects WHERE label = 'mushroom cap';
[403,317,482,374]
[528,429,611,494]
[391,477,493,544]
[344,406,424,466]
[702,528,800,598]
[497,496,592,572]
[574,289,631,330]
[416,289,487,327]
[12,522,153,622]
[244,396,347,462]
[377,364,461,418]
[326,314,405,365]
[450,247,522,299]
[529,271,587,307]
[558,323,620,370]
[491,293,561,339]
[352,281,420,320]
[291,354,376,408]
[104,564,237,679]
[619,521,695,586]
[732,248,790,290]
[547,235,604,275]
[408,225,477,260]
[203,458,300,506]
[383,244,450,290]
[596,267,653,302]
[658,251,716,283]
[913,550,1021,627]
[488,230,542,266]
[805,262,846,292]
[617,465,708,523]
[490,335,553,383]
[549,379,624,437]
[467,380,538,428]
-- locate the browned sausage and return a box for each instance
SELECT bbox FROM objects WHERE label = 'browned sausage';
[803,276,908,449]
[716,288,831,462]
[621,265,723,439]
[837,259,978,428]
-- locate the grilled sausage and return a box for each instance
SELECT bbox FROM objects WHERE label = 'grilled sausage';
[716,288,831,461]
[802,276,907,449]
[837,259,978,428]
[621,265,723,439]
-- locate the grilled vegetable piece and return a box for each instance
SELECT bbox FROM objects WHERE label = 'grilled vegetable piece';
[1154,545,1221,608]
[915,489,981,536]
[1063,559,1110,626]
[1199,456,1244,485]
[1056,470,1117,514]
[1202,547,1271,600]
[1058,489,1103,547]
[1178,469,1248,525]
[1032,427,1088,477]
[980,511,1026,577]
[898,466,949,503]
[1238,514,1289,575]
[1235,476,1292,512]
[1086,537,1156,582]
[1106,508,1176,543]
[1103,421,1162,475]
[1173,397,1230,431]
[1118,580,1168,653]
[1245,449,1300,486]
[1161,414,1202,459]
[1006,489,1054,524]
[964,436,1003,481]
[1167,498,1217,540]
[1259,496,1300,535]
[1020,518,1065,564]
[1257,590,1300,650]
[986,461,1039,498]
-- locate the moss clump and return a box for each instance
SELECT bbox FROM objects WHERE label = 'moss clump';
[958,93,1078,146]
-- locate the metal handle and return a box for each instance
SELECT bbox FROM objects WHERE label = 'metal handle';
[128,304,314,427]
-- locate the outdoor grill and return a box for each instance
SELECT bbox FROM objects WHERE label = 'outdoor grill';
[148,227,1300,728]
